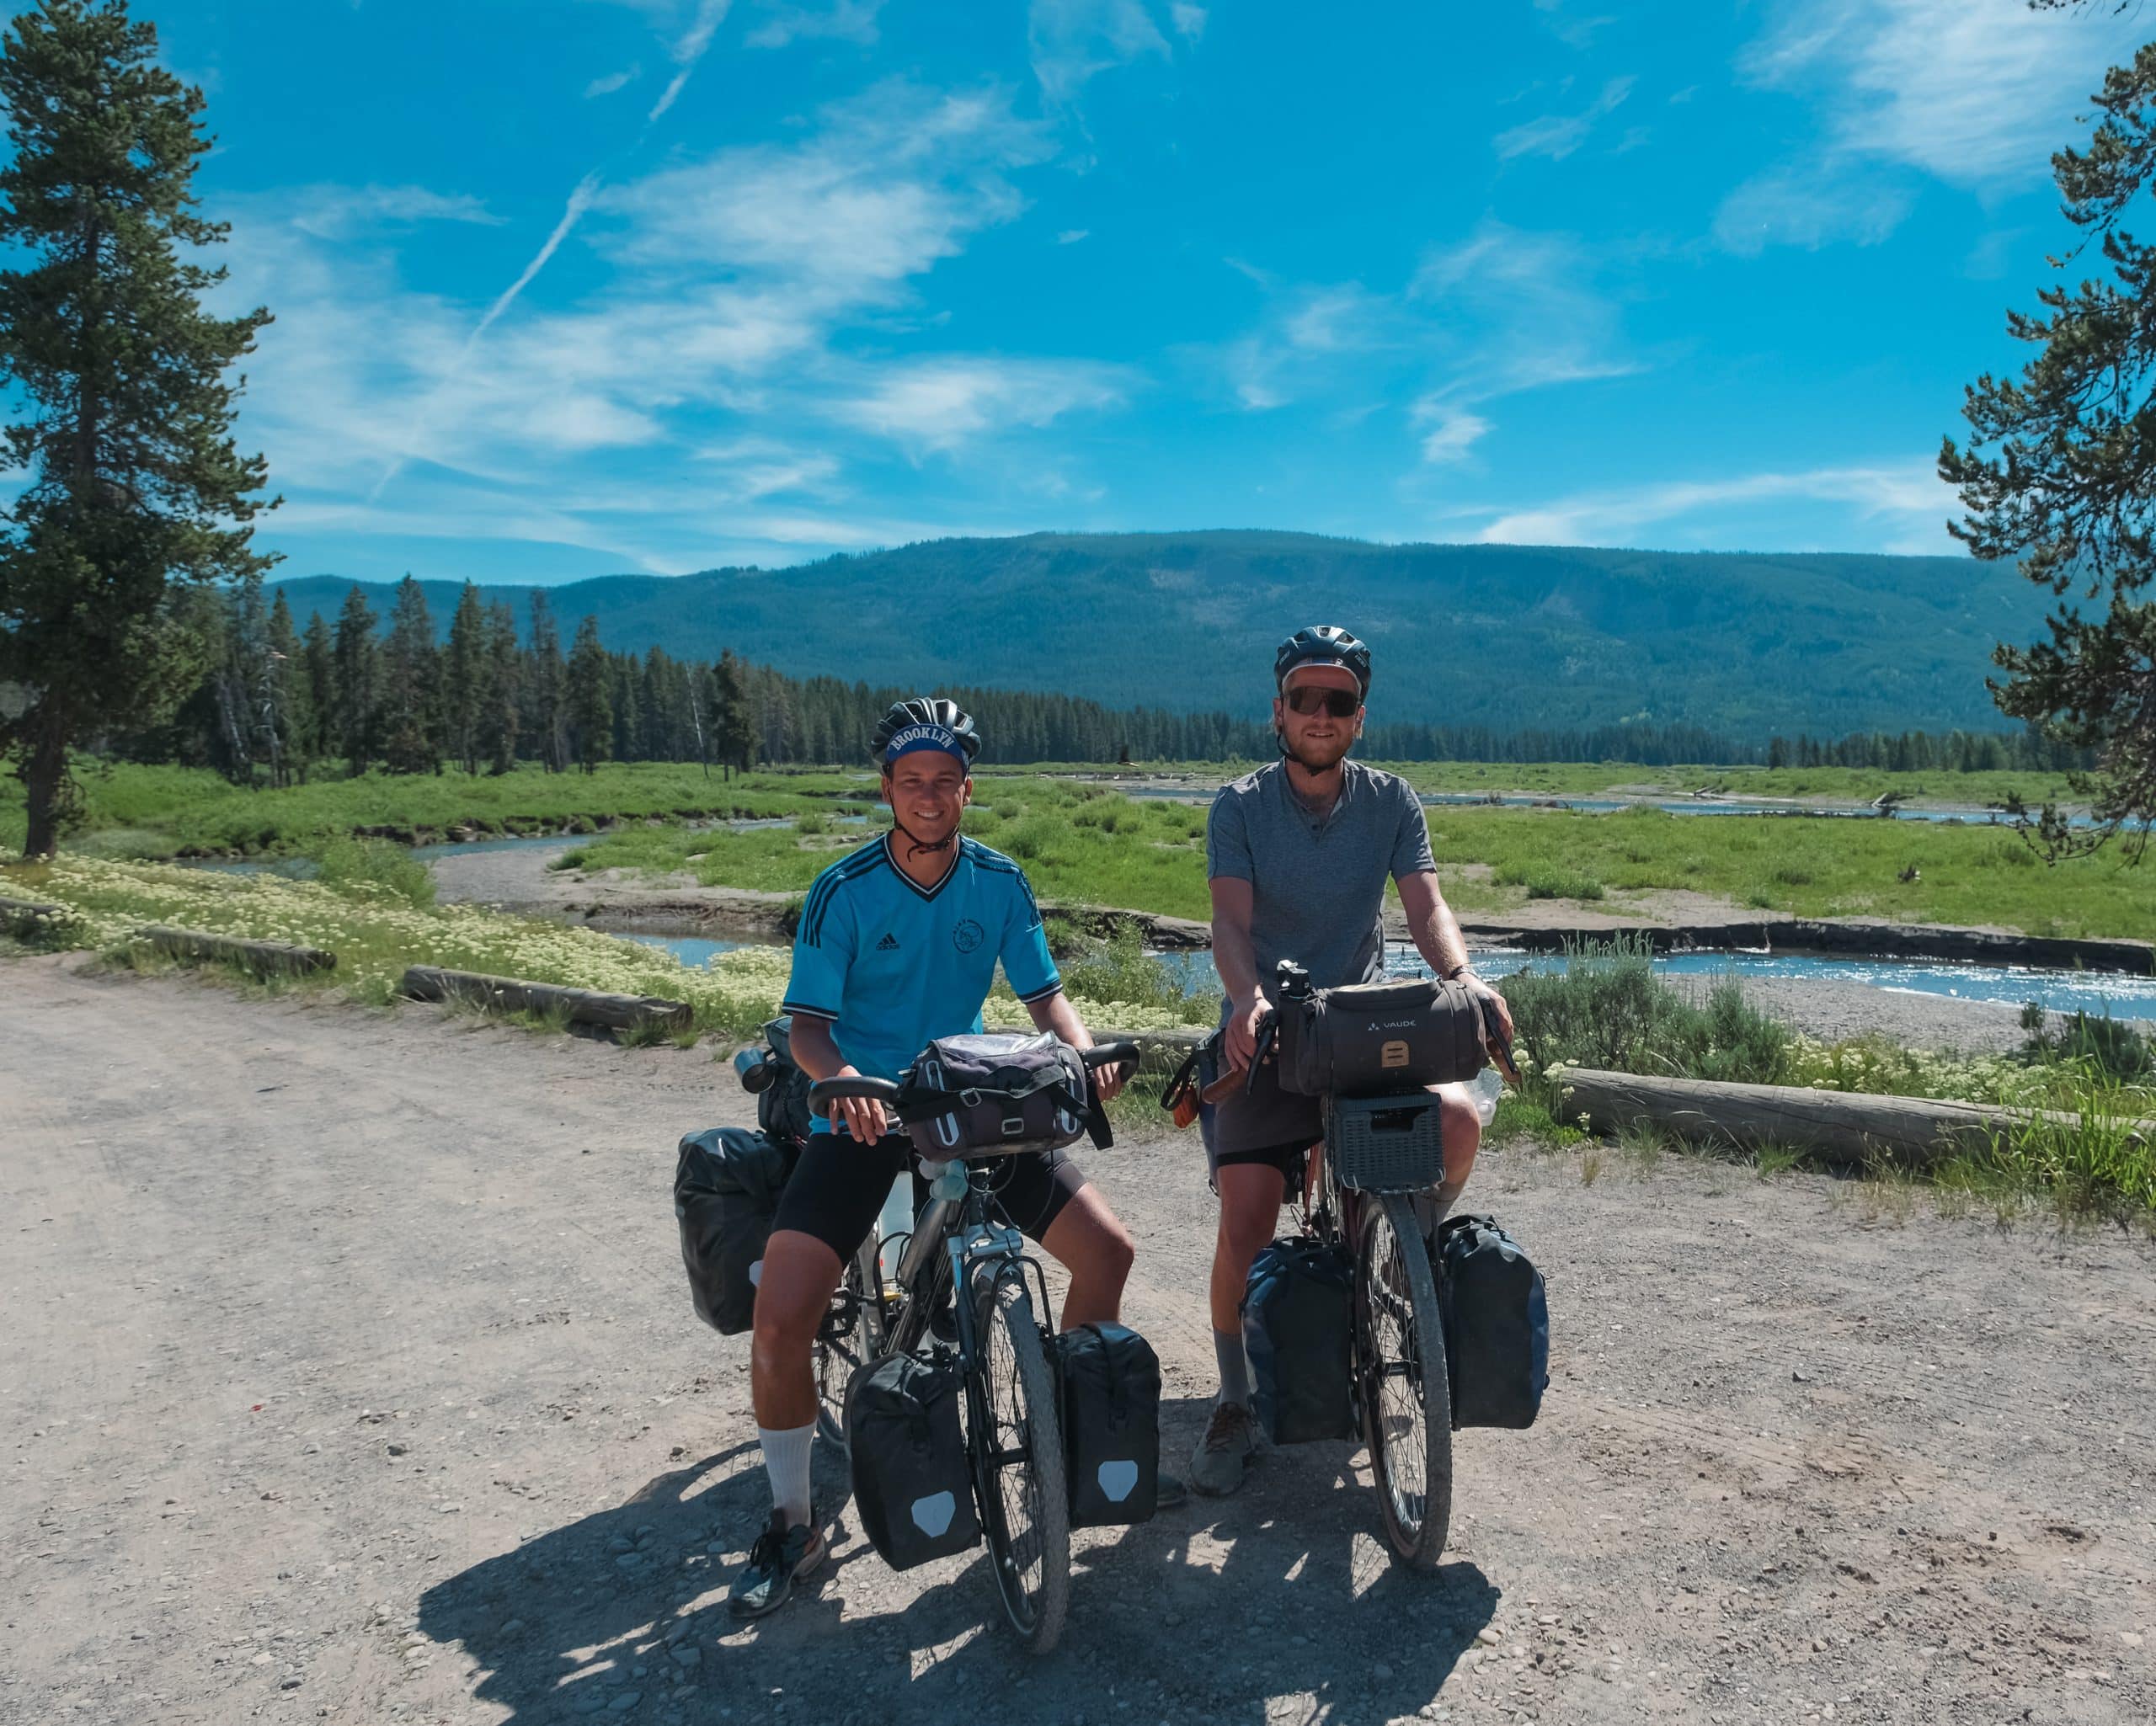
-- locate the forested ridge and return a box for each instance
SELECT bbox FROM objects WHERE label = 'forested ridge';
[268,530,2050,740]
[116,573,2078,782]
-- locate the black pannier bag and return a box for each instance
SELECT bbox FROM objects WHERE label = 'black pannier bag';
[1059,1323,1161,1527]
[1273,975,1486,1098]
[673,1127,798,1336]
[895,1031,1108,1159]
[1435,1215,1550,1430]
[751,1015,819,1149]
[845,1350,983,1570]
[1242,1238,1356,1444]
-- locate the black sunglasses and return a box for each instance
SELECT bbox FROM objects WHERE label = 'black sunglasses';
[1283,686,1360,718]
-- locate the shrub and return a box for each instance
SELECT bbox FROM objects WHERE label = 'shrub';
[312,837,436,909]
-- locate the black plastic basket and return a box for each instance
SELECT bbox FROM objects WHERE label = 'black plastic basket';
[1325,1091,1447,1193]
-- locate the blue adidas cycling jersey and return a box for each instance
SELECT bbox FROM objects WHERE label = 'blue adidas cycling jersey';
[781,834,1063,1128]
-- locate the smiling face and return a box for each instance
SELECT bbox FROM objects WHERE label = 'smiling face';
[1273,662,1365,774]
[881,749,971,850]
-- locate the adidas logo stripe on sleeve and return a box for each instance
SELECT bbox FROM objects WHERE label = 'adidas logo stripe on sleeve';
[782,834,1063,1118]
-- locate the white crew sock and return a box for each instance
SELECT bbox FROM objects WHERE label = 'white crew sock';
[758,1423,815,1528]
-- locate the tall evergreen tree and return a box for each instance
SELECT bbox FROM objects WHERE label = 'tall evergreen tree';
[565,615,612,775]
[0,0,275,854]
[1940,28,2156,857]
[714,650,755,779]
[526,589,565,773]
[331,585,379,775]
[300,609,334,774]
[483,598,520,775]
[379,575,439,775]
[443,579,488,775]
[266,586,308,786]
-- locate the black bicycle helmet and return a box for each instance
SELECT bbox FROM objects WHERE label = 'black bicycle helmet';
[869,697,983,767]
[1274,625,1370,697]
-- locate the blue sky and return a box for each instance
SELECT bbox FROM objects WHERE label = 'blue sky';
[154,0,2150,583]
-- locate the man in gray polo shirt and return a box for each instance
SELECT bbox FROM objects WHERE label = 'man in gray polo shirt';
[1191,625,1513,1496]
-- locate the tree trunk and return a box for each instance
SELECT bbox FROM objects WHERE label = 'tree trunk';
[19,706,67,859]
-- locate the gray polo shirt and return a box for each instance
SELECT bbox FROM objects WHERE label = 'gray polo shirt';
[1205,759,1434,1011]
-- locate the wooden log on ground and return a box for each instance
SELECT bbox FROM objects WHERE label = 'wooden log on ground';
[400,965,693,1033]
[1556,1067,2150,1169]
[135,924,336,978]
[0,895,69,932]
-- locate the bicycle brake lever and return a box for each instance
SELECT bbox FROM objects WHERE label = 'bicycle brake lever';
[1245,1013,1278,1098]
[1477,995,1521,1085]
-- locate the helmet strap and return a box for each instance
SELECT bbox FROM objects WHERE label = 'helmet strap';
[890,812,958,861]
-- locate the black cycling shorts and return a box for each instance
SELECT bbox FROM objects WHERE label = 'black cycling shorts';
[769,1130,1089,1266]
[1199,1041,1319,1193]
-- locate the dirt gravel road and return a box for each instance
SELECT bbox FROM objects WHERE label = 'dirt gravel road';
[5,954,2153,1726]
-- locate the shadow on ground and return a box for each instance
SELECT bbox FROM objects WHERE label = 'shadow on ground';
[420,1399,1497,1726]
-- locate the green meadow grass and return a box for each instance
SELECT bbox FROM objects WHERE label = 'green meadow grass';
[0,761,873,856]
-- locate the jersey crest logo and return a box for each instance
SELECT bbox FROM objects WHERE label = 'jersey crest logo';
[952,918,985,954]
[875,933,900,951]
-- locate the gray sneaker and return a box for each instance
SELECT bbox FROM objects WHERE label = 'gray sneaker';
[1189,1400,1257,1496]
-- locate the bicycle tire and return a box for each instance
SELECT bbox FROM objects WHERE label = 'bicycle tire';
[1356,1192,1453,1570]
[813,1244,883,1450]
[970,1271,1071,1652]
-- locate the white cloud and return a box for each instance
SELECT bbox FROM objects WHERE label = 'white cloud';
[1412,400,1492,466]
[1410,222,1641,397]
[1494,74,1634,162]
[828,358,1132,451]
[1169,2,1206,41]
[1712,165,1911,255]
[1029,0,1172,104]
[649,0,732,120]
[286,184,503,240]
[1741,0,2140,189]
[1455,460,1952,551]
[745,0,883,49]
[219,81,1123,573]
[584,66,639,98]
[1717,0,2147,254]
[1057,228,1091,244]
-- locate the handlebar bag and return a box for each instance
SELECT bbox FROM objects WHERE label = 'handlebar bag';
[673,1126,799,1336]
[845,1349,983,1570]
[895,1031,1108,1158]
[1275,975,1486,1097]
[1059,1322,1161,1527]
[1435,1215,1550,1430]
[1242,1238,1355,1444]
[752,1015,819,1149]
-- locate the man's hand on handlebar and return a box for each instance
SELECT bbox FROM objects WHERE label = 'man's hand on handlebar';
[1224,993,1268,1068]
[819,1068,893,1145]
[1083,1038,1138,1105]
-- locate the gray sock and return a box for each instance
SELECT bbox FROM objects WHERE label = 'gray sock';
[1213,1329,1251,1409]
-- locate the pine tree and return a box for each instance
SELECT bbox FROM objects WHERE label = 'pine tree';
[526,589,565,772]
[1940,31,2156,857]
[331,585,379,775]
[301,610,334,775]
[714,650,755,778]
[443,579,487,775]
[565,615,612,775]
[483,598,520,775]
[0,0,276,854]
[266,587,308,786]
[379,575,439,775]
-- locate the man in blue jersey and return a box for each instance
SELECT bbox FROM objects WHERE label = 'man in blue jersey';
[730,698,1170,1621]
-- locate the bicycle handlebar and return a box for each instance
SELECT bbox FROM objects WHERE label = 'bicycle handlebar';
[808,1074,902,1111]
[1085,1039,1139,1070]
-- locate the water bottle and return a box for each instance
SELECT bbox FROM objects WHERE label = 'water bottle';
[874,1172,913,1282]
[1467,1064,1504,1131]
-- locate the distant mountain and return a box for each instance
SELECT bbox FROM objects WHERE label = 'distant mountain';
[270,530,2046,739]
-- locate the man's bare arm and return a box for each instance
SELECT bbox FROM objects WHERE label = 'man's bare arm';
[1397,869,1513,1041]
[1025,988,1125,1100]
[1211,875,1267,1065]
[787,1012,889,1145]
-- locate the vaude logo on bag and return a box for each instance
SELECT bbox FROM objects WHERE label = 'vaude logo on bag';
[1097,1460,1138,1503]
[910,1491,957,1537]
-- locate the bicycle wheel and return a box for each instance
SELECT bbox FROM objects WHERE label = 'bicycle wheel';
[970,1270,1071,1652]
[813,1244,884,1449]
[1356,1191,1453,1569]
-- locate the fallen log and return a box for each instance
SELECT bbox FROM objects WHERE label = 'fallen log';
[135,924,336,978]
[1555,1067,2150,1169]
[0,894,69,932]
[400,965,693,1034]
